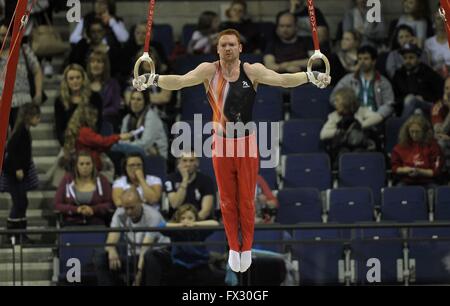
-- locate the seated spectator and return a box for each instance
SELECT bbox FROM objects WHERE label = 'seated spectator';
[431,76,450,173]
[263,12,312,73]
[321,87,382,167]
[93,188,168,286]
[425,10,450,78]
[67,18,122,76]
[120,21,168,84]
[388,0,432,49]
[87,50,122,130]
[112,153,162,208]
[69,0,128,45]
[187,11,220,55]
[329,30,361,85]
[391,114,444,187]
[54,151,113,226]
[165,151,215,220]
[220,0,261,53]
[144,204,224,286]
[288,0,329,50]
[331,45,395,120]
[113,89,168,160]
[385,24,427,79]
[254,175,278,224]
[0,21,43,129]
[62,105,132,172]
[342,0,386,47]
[392,43,444,118]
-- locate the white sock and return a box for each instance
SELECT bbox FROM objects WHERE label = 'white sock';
[240,250,252,273]
[228,250,240,273]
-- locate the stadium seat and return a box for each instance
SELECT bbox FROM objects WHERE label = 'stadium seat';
[253,85,283,121]
[338,152,386,204]
[204,230,227,254]
[381,186,428,222]
[290,84,332,120]
[282,153,332,190]
[253,229,289,253]
[385,117,405,154]
[408,227,450,284]
[152,24,174,56]
[198,156,217,187]
[259,165,278,190]
[174,54,217,74]
[434,186,450,220]
[180,85,212,121]
[281,119,324,154]
[277,188,323,224]
[181,23,196,47]
[327,187,374,223]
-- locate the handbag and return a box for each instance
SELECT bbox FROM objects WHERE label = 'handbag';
[31,13,69,58]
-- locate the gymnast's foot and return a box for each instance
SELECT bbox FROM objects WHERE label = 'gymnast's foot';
[228,250,240,272]
[240,250,252,273]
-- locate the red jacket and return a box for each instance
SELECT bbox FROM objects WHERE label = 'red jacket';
[76,127,120,170]
[391,140,444,185]
[54,173,114,225]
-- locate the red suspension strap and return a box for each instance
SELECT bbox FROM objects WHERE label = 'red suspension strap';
[306,0,330,81]
[439,0,450,48]
[134,0,156,80]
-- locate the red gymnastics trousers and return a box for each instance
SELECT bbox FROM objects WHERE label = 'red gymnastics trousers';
[212,132,259,252]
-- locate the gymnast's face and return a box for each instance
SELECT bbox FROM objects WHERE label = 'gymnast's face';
[217,34,242,62]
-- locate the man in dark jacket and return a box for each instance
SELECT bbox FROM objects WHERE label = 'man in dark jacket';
[392,43,444,118]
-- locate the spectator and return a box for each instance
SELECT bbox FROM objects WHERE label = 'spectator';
[0,22,43,129]
[54,64,103,147]
[54,151,114,226]
[392,43,444,118]
[263,12,312,73]
[120,21,168,84]
[112,153,163,208]
[116,89,168,158]
[288,0,329,47]
[342,0,386,47]
[321,87,382,167]
[0,103,41,244]
[67,18,122,76]
[389,0,432,49]
[93,188,168,286]
[187,11,221,55]
[164,151,215,221]
[254,175,278,224]
[69,0,128,45]
[145,204,224,286]
[62,105,132,172]
[220,0,261,53]
[424,10,450,78]
[331,45,395,120]
[391,114,444,186]
[431,76,450,173]
[329,30,362,85]
[385,24,426,79]
[86,50,122,129]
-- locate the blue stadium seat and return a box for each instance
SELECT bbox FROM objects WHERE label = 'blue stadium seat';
[259,166,278,190]
[174,54,217,74]
[58,228,107,284]
[282,153,332,190]
[240,53,263,64]
[144,155,167,182]
[292,229,344,285]
[408,227,450,284]
[385,117,405,154]
[253,85,283,121]
[253,230,289,253]
[351,227,404,285]
[338,152,386,204]
[435,186,450,220]
[204,230,227,254]
[152,24,174,56]
[256,21,275,46]
[281,119,324,154]
[327,187,374,223]
[198,156,216,187]
[181,23,196,47]
[277,188,323,224]
[180,85,212,121]
[290,84,332,120]
[381,186,428,222]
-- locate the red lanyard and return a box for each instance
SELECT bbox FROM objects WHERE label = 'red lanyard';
[143,0,156,53]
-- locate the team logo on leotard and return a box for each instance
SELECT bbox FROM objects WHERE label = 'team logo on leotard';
[242,81,250,88]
